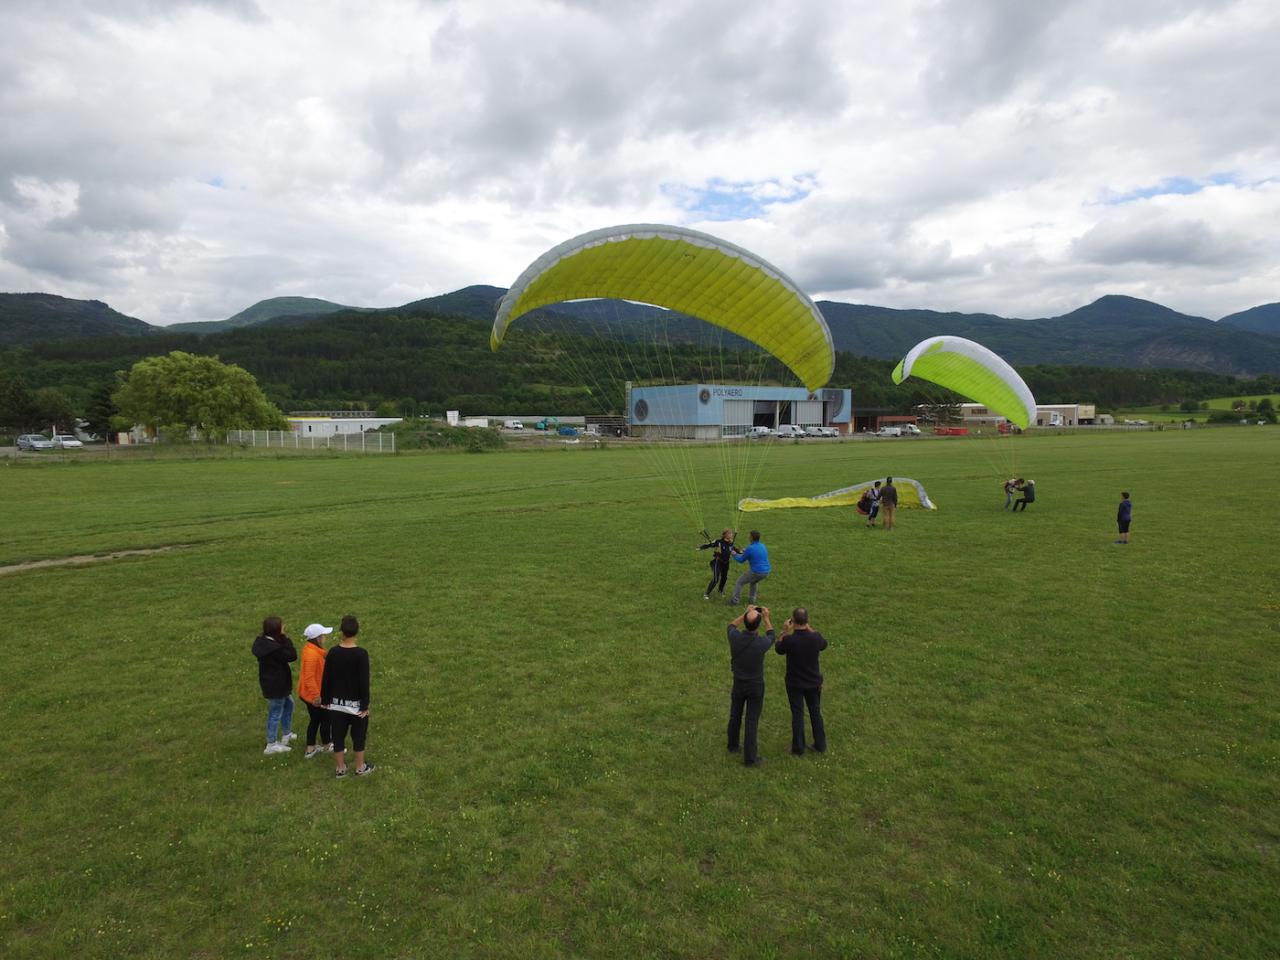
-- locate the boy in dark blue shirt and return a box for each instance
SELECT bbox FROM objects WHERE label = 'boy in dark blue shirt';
[1115,491,1132,544]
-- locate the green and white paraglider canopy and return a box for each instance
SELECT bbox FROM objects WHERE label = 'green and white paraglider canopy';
[892,336,1037,429]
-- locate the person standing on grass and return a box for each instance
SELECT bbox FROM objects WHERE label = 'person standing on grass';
[1115,491,1133,544]
[321,614,374,778]
[1012,478,1036,512]
[775,608,828,756]
[252,616,297,755]
[728,530,770,605]
[1003,477,1018,510]
[698,528,737,600]
[726,605,775,767]
[297,623,334,758]
[880,477,899,530]
[863,481,882,528]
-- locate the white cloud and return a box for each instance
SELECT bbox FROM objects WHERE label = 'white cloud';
[0,0,1276,325]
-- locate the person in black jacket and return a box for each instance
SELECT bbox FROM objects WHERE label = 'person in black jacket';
[726,605,775,767]
[320,614,374,778]
[252,615,297,756]
[775,608,828,755]
[698,528,737,600]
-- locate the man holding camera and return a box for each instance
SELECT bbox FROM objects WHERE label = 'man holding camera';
[775,608,828,755]
[726,605,774,767]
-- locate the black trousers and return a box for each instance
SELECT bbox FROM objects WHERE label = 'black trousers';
[330,712,369,753]
[706,562,729,595]
[786,686,826,754]
[727,679,765,764]
[1013,497,1032,511]
[305,701,332,747]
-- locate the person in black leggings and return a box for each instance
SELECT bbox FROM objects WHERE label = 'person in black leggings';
[698,529,737,600]
[320,614,374,778]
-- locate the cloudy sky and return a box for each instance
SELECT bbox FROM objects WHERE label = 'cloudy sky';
[1,0,1277,325]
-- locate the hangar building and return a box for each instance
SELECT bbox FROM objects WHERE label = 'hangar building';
[628,385,853,439]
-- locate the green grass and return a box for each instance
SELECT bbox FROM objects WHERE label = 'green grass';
[1116,393,1280,422]
[1,431,1278,959]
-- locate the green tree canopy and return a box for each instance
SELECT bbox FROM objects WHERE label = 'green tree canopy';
[114,351,286,441]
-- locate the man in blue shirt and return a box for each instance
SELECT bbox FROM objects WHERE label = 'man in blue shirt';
[728,529,771,606]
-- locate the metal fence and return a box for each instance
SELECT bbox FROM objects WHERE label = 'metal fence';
[226,430,395,453]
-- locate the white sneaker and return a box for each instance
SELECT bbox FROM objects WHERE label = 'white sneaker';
[263,742,289,755]
[281,732,298,743]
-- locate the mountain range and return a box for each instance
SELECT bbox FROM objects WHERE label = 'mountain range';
[3,286,1280,375]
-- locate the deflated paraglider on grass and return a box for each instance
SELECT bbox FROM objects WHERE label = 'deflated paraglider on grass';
[739,478,937,513]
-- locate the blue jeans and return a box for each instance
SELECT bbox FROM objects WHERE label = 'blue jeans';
[265,695,294,743]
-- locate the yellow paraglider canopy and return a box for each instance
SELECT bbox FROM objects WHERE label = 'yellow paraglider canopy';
[491,224,834,392]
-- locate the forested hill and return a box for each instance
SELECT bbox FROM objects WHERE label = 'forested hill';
[2,304,1275,416]
[1219,303,1280,336]
[0,293,153,346]
[5,285,1280,375]
[166,297,362,333]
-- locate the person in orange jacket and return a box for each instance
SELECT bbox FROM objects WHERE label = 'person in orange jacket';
[298,623,334,758]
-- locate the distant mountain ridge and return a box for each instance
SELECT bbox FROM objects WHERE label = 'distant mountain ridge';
[1219,303,1280,336]
[167,296,364,333]
[0,293,152,346]
[3,286,1280,375]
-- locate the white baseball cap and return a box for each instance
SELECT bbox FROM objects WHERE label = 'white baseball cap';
[304,623,333,639]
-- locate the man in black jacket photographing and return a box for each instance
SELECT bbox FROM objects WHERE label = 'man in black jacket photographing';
[726,605,774,767]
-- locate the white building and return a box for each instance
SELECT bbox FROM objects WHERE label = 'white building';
[287,410,401,437]
[958,402,1096,427]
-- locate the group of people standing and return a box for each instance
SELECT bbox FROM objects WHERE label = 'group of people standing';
[252,614,374,778]
[855,477,899,529]
[726,605,828,767]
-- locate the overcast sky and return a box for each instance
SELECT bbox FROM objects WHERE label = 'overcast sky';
[1,0,1277,325]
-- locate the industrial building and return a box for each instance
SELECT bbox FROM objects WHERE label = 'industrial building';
[957,402,1096,427]
[287,411,402,437]
[627,385,853,439]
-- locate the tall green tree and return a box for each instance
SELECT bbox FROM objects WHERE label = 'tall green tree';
[30,387,77,433]
[114,351,287,441]
[0,373,35,433]
[82,380,121,441]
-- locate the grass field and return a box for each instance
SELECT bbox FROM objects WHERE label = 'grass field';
[2,430,1278,959]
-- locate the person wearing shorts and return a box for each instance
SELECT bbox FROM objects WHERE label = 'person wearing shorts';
[1115,491,1132,544]
[320,615,374,778]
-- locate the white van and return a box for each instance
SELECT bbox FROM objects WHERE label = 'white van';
[776,424,806,439]
[875,426,902,437]
[502,420,524,430]
[902,424,921,436]
[747,426,773,439]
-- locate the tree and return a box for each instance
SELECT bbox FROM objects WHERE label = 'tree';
[83,380,121,441]
[0,374,35,434]
[1179,399,1200,413]
[1258,397,1275,419]
[30,387,77,433]
[114,351,287,441]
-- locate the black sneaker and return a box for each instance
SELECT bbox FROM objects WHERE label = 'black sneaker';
[355,763,376,777]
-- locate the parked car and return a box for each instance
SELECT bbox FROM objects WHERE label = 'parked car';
[502,420,525,430]
[776,424,806,439]
[16,434,54,451]
[51,434,84,448]
[902,424,922,435]
[804,425,838,437]
[747,426,773,439]
[557,425,579,437]
[874,427,902,437]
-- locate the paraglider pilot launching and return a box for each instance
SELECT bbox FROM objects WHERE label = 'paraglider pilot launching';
[698,529,738,600]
